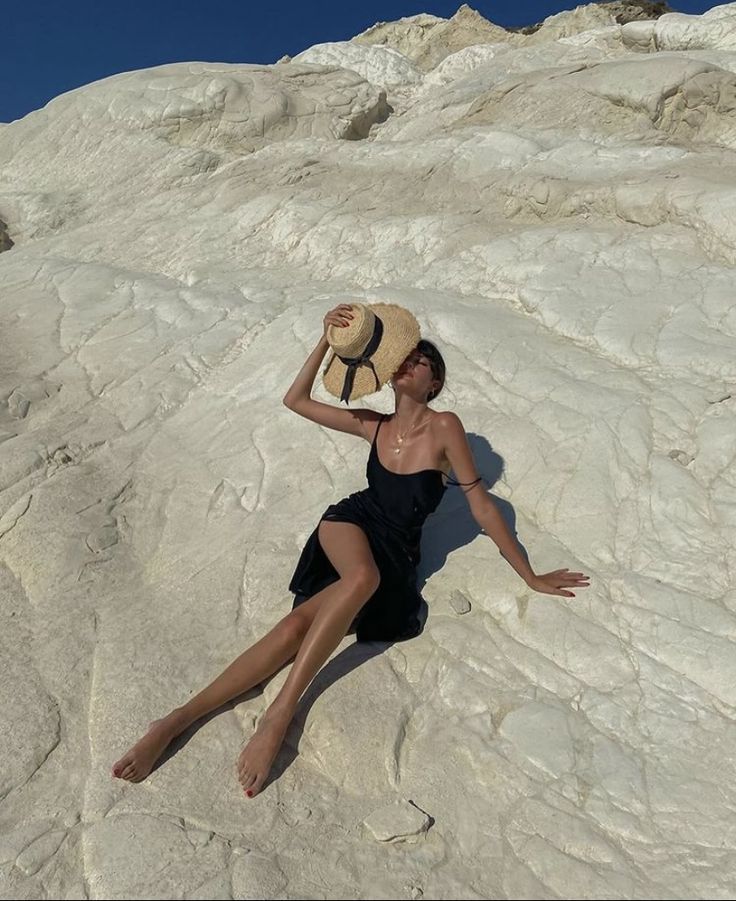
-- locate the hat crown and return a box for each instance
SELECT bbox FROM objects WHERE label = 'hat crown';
[321,301,421,403]
[327,303,375,357]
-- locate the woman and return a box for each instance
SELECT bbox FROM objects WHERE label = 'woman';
[112,303,590,797]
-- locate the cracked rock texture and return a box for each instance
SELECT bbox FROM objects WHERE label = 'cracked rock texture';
[1,2,736,898]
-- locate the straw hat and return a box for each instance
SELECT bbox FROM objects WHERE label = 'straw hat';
[322,302,420,403]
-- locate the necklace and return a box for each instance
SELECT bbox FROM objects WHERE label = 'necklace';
[392,412,430,454]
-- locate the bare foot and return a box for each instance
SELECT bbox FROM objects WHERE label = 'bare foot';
[237,706,291,798]
[111,712,185,782]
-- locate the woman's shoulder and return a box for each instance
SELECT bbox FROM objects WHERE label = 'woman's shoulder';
[429,410,460,429]
[351,408,385,442]
[428,410,455,473]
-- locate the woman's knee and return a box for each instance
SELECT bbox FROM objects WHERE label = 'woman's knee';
[279,607,315,643]
[344,563,380,599]
[317,522,380,598]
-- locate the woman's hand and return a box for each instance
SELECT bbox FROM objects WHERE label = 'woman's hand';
[323,304,354,337]
[527,569,590,598]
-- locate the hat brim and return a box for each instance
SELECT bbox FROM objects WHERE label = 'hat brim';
[322,303,421,402]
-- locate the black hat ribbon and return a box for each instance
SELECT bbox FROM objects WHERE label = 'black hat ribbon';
[335,314,384,404]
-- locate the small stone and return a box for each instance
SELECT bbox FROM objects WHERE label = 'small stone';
[8,393,30,419]
[449,589,471,615]
[363,799,432,843]
[668,448,694,466]
[86,525,118,552]
[186,829,213,848]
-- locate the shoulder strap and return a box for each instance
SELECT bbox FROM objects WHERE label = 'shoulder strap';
[372,413,385,445]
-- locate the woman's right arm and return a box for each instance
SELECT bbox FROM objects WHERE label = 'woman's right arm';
[282,305,376,440]
[282,332,333,408]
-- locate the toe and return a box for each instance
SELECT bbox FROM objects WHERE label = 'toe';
[121,763,136,781]
[112,754,131,777]
[243,771,258,792]
[238,768,254,791]
[248,774,264,797]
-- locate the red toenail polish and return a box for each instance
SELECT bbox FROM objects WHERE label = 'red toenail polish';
[246,789,252,797]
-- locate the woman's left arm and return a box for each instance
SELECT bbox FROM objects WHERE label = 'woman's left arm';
[438,413,590,598]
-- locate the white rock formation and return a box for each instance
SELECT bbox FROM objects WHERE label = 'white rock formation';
[1,2,736,898]
[291,40,424,87]
[352,3,515,71]
[623,1,736,49]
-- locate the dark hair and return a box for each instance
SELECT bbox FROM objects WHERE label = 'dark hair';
[416,339,446,403]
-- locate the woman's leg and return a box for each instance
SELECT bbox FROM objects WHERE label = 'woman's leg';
[237,520,380,797]
[111,579,345,782]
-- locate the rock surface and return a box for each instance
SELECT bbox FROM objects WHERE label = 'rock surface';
[1,2,736,898]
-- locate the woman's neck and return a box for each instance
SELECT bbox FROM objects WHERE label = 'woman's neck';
[392,395,428,423]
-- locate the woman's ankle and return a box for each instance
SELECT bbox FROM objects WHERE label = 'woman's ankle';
[265,698,297,723]
[163,706,194,733]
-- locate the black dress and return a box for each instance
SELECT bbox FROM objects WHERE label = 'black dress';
[288,413,481,642]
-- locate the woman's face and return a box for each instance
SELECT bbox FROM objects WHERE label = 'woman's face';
[393,349,438,400]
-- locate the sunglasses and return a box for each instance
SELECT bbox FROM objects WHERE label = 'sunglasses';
[402,354,430,369]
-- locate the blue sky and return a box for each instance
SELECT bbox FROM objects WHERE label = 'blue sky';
[5,0,716,123]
